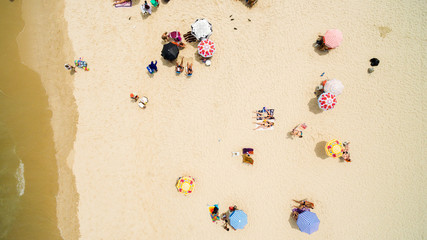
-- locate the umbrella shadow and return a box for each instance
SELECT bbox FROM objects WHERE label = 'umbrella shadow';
[288,214,300,230]
[308,97,323,114]
[315,141,328,159]
[312,42,329,56]
[133,0,141,4]
[160,58,175,68]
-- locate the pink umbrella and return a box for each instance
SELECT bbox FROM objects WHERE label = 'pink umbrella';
[323,29,343,49]
[168,31,182,42]
[317,92,337,111]
[198,39,215,58]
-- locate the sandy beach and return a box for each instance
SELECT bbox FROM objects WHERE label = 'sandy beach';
[54,0,427,239]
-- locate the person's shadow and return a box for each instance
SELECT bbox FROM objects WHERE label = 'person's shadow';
[312,42,329,56]
[308,97,323,114]
[314,141,328,159]
[288,214,300,230]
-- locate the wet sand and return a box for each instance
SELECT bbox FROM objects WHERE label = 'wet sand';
[0,0,79,239]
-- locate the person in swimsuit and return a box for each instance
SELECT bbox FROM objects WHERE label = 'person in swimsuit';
[342,141,351,162]
[253,120,274,130]
[186,62,193,76]
[293,199,315,209]
[291,123,307,138]
[176,58,184,74]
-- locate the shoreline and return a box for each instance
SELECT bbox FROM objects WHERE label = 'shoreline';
[17,0,80,239]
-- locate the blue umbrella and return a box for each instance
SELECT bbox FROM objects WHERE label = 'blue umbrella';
[229,210,247,230]
[296,211,320,234]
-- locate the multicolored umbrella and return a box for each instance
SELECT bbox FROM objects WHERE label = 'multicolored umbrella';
[323,29,343,49]
[176,176,195,195]
[168,31,182,42]
[191,18,212,40]
[324,79,344,96]
[198,39,215,58]
[325,139,344,158]
[317,92,337,111]
[229,210,247,230]
[297,211,320,234]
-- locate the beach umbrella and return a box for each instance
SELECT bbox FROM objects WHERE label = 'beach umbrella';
[198,39,216,58]
[161,43,179,61]
[176,176,195,195]
[325,139,344,158]
[191,18,213,40]
[323,29,343,49]
[168,31,182,42]
[297,211,320,234]
[229,210,248,230]
[317,92,337,111]
[323,79,344,96]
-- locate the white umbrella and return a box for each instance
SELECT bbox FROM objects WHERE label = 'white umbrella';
[324,79,344,96]
[191,18,212,40]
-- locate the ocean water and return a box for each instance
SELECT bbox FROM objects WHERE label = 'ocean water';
[0,1,62,239]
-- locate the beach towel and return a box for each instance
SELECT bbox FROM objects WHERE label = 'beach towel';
[242,154,254,165]
[115,0,132,7]
[254,119,274,131]
[147,66,154,74]
[208,204,220,222]
[242,148,254,155]
[255,108,275,121]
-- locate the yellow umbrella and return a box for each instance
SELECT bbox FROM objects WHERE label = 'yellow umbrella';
[176,176,195,195]
[325,139,344,158]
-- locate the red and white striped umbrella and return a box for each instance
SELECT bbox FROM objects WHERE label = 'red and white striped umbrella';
[198,39,215,58]
[324,29,343,49]
[318,92,337,111]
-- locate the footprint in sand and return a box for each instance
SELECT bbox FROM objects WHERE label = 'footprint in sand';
[378,26,392,38]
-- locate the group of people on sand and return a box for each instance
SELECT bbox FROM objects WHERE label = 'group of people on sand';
[253,107,275,130]
[175,57,193,76]
[130,93,149,109]
[220,205,239,231]
[291,199,315,221]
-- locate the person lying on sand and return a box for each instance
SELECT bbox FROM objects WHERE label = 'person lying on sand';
[253,110,274,120]
[342,141,351,162]
[293,199,315,209]
[253,120,274,130]
[186,62,193,76]
[161,32,169,41]
[176,57,184,74]
[291,123,307,138]
[113,0,129,5]
[291,210,299,221]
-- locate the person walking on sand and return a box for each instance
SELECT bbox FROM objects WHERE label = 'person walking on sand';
[64,64,76,73]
